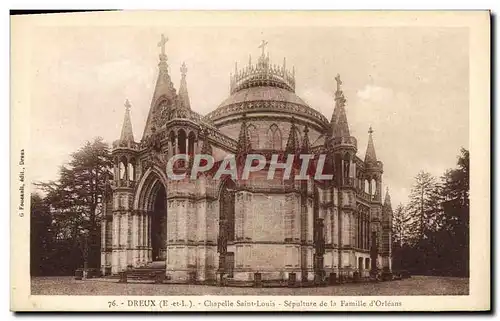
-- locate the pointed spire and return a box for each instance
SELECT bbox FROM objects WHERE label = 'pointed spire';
[237,114,251,153]
[383,187,393,222]
[365,126,378,163]
[285,117,300,153]
[330,73,350,137]
[120,99,135,142]
[142,34,178,139]
[178,62,191,110]
[384,187,392,209]
[200,127,213,155]
[301,125,311,153]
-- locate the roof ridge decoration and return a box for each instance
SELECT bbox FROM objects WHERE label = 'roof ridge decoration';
[229,40,296,94]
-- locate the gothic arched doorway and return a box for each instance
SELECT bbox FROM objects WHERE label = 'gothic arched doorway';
[134,167,169,265]
[151,183,167,261]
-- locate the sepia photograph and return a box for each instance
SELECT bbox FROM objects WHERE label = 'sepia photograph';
[10,10,490,311]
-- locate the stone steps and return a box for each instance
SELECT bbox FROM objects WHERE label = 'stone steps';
[117,261,167,283]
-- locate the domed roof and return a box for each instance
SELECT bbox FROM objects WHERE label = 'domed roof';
[219,86,308,107]
[203,50,329,128]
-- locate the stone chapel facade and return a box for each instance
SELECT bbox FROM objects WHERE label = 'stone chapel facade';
[100,36,394,284]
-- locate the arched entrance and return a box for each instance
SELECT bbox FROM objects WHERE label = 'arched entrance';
[134,167,169,265]
[151,183,167,261]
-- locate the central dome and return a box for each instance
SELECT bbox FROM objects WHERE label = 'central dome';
[204,51,328,131]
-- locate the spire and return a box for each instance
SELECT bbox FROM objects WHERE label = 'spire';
[301,125,310,153]
[120,99,135,142]
[330,73,350,137]
[237,114,251,153]
[383,187,393,223]
[200,128,213,155]
[364,126,378,163]
[142,34,178,139]
[178,62,191,110]
[285,117,300,153]
[384,187,392,210]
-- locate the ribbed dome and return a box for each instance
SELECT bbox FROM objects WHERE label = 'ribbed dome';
[204,86,328,129]
[220,86,307,107]
[204,48,329,130]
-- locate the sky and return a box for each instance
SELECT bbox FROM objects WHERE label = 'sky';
[28,25,469,207]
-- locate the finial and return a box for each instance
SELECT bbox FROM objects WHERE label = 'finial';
[180,62,188,77]
[304,125,309,134]
[124,99,131,112]
[249,54,252,66]
[234,61,238,73]
[290,116,295,124]
[157,34,168,57]
[292,66,295,76]
[368,126,374,135]
[335,73,343,92]
[258,40,268,57]
[283,57,286,68]
[386,186,389,194]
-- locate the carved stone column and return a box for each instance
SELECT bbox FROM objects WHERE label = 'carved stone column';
[147,212,152,262]
[142,212,147,264]
[131,211,138,267]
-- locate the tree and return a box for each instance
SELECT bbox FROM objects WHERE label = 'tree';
[440,148,470,276]
[30,193,53,276]
[406,171,443,245]
[35,137,113,272]
[394,149,470,276]
[392,203,411,246]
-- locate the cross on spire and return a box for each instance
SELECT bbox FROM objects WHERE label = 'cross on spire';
[368,126,374,135]
[124,99,131,112]
[157,34,168,56]
[335,73,343,92]
[258,40,268,57]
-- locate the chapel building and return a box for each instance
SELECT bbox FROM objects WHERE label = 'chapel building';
[100,35,394,284]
